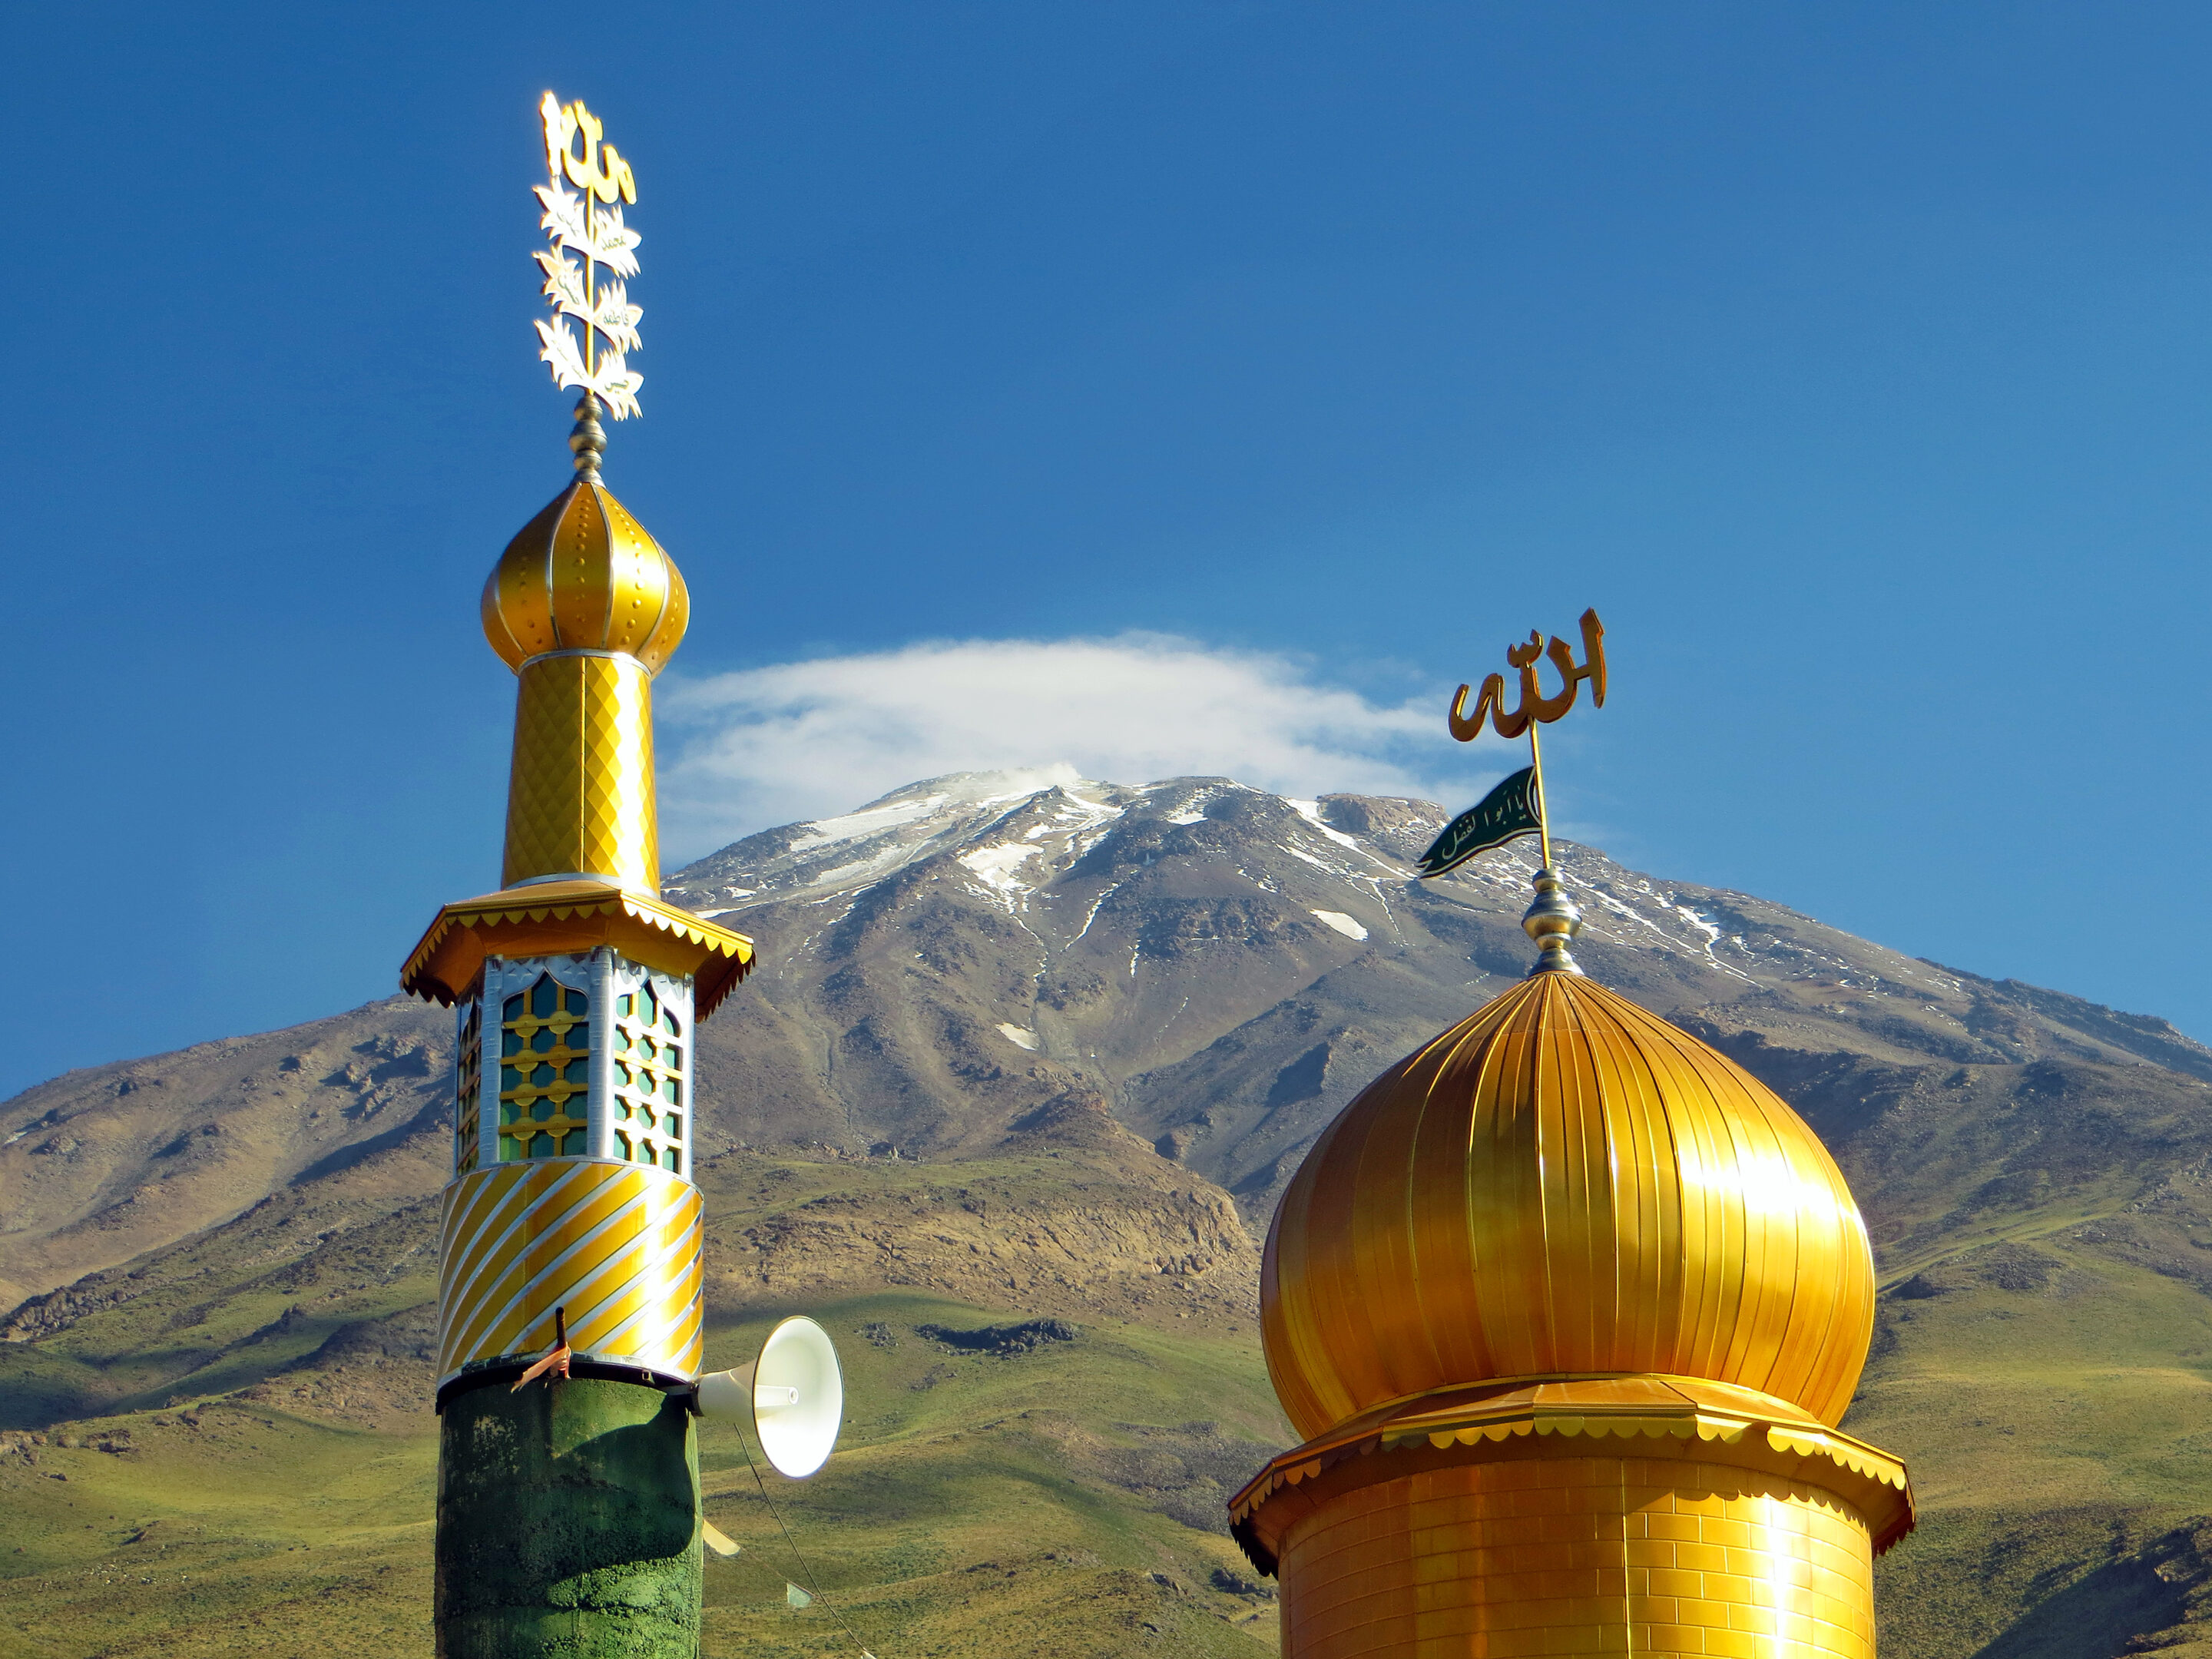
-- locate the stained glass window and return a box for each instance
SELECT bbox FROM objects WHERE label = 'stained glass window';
[497,972,589,1163]
[614,975,688,1174]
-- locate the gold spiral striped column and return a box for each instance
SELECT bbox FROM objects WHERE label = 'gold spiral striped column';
[437,1157,703,1386]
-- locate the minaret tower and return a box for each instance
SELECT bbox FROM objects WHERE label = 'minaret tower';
[1230,621,1913,1659]
[402,94,753,1658]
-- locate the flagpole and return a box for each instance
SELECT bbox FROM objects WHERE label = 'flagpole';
[1528,717,1553,869]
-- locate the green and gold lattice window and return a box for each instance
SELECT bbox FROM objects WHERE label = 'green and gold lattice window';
[454,999,482,1174]
[610,980,685,1174]
[498,974,590,1161]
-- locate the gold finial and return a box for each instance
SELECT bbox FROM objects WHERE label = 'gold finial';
[398,94,753,1022]
[1419,608,1608,974]
[533,93,644,449]
[569,392,607,483]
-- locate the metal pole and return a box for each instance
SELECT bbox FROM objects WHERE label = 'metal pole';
[1528,717,1553,869]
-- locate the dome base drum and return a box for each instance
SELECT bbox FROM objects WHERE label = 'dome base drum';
[1246,966,1912,1659]
[1243,1440,1879,1659]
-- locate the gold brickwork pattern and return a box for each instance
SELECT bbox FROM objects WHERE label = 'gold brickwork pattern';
[501,651,659,892]
[1278,1454,1873,1659]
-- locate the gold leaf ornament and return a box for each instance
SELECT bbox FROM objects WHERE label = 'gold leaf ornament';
[535,248,585,313]
[582,282,641,353]
[533,318,590,390]
[531,92,643,418]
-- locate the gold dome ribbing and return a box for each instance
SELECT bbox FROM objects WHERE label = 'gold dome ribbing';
[482,479,690,674]
[1237,617,1908,1659]
[1262,971,1876,1440]
[1238,969,1909,1659]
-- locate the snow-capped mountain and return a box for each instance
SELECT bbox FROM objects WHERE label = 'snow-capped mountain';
[7,769,2205,1312]
[666,771,2211,1217]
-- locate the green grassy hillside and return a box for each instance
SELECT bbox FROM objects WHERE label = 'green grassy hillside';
[0,1286,1285,1659]
[0,1129,1291,1659]
[1849,1235,2212,1659]
[16,1122,2212,1659]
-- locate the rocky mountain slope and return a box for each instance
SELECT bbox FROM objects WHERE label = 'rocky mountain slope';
[0,1003,450,1315]
[667,769,2212,1220]
[6,770,2212,1659]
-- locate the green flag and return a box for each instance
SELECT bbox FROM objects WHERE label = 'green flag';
[1417,767,1541,878]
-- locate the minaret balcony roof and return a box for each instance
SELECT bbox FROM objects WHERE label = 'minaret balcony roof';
[402,879,752,1017]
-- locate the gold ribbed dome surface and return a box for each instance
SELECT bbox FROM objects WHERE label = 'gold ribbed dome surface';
[482,480,689,674]
[1261,972,1875,1442]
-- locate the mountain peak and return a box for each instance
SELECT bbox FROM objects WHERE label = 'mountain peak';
[652,773,2194,1219]
[12,773,2199,1310]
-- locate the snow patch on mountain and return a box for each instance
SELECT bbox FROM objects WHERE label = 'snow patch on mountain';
[1288,799,1366,854]
[959,843,1044,895]
[788,795,950,854]
[661,767,1979,1018]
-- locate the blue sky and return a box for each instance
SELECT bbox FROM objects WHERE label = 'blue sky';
[8,3,2210,1099]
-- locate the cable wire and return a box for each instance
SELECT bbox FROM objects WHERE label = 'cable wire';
[733,1422,877,1659]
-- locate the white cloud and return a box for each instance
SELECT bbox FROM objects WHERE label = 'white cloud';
[657,633,1491,856]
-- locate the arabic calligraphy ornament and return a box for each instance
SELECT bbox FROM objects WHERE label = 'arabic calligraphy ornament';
[1447,608,1606,741]
[532,91,644,427]
[1421,608,1609,976]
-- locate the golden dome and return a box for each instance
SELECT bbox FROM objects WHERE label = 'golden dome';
[1260,971,1876,1442]
[482,479,690,674]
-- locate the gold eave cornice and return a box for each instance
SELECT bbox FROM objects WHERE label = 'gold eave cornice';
[1227,1373,1913,1575]
[401,879,753,1019]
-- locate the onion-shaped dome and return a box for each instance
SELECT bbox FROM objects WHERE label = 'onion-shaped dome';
[482,479,690,674]
[1260,971,1875,1442]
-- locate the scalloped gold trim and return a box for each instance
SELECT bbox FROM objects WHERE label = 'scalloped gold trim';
[1228,1373,1912,1555]
[401,880,753,1019]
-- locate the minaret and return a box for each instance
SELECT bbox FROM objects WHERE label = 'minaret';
[402,94,753,1659]
[1230,625,1913,1659]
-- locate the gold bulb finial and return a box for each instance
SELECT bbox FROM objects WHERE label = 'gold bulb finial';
[569,392,606,483]
[481,95,685,896]
[1520,863,1584,973]
[398,95,751,1029]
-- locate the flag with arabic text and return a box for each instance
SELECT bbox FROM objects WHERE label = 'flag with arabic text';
[1417,767,1541,878]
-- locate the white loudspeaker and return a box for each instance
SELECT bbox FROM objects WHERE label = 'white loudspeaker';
[697,1316,843,1479]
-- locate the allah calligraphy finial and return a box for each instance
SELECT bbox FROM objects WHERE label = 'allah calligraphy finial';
[532,91,644,469]
[1418,608,1608,975]
[1446,608,1607,746]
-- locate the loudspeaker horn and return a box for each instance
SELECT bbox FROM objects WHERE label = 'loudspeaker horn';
[697,1315,843,1478]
